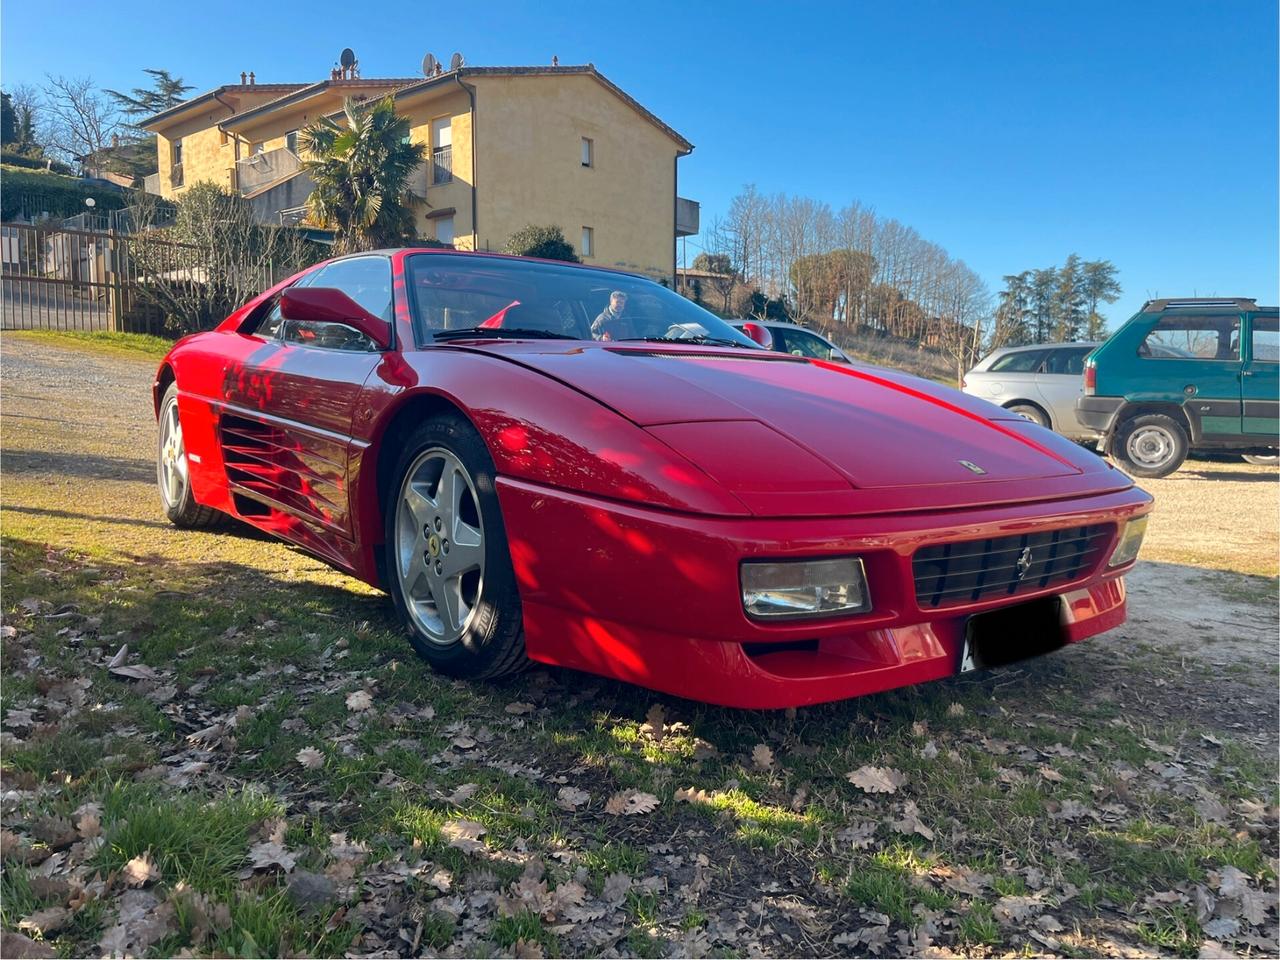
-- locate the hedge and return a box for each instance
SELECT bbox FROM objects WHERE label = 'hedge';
[1,165,129,221]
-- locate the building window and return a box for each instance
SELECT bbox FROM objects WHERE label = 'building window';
[581,137,593,168]
[432,118,452,185]
[435,215,455,245]
[219,129,229,146]
[171,138,183,165]
[285,130,299,155]
[251,141,265,156]
[581,226,594,258]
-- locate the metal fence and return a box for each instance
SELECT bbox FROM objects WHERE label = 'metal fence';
[0,221,286,335]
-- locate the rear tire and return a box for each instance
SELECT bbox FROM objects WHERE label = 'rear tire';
[157,384,222,528]
[1242,453,1279,466]
[1006,403,1049,429]
[383,414,528,679]
[1112,414,1188,478]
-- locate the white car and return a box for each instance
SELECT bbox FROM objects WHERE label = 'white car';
[963,343,1100,441]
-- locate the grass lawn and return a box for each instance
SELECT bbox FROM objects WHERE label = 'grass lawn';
[1,335,1277,958]
[4,329,176,361]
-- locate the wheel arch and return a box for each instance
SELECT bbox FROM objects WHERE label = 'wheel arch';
[153,363,176,418]
[1113,401,1198,444]
[1002,398,1052,428]
[358,389,483,588]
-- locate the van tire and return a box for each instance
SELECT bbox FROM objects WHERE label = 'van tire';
[1113,413,1188,478]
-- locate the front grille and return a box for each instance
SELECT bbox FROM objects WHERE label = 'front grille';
[913,523,1112,609]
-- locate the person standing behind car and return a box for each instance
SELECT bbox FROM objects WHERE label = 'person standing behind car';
[591,291,633,340]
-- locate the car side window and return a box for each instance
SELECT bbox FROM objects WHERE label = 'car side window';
[1043,347,1091,376]
[282,256,392,351]
[1251,317,1279,363]
[1139,315,1240,360]
[989,350,1044,373]
[784,329,839,360]
[306,256,393,320]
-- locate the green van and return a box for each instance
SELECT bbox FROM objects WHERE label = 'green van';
[1076,298,1279,478]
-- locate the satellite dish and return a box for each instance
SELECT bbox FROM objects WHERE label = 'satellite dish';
[449,52,463,71]
[339,48,356,69]
[422,53,438,77]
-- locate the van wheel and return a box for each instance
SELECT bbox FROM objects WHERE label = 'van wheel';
[1006,403,1049,429]
[1113,414,1188,478]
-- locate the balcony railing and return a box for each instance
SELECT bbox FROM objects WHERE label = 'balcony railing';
[143,172,162,195]
[235,148,303,195]
[431,145,452,185]
[676,196,699,237]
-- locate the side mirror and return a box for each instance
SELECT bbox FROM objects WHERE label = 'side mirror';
[280,287,392,350]
[740,322,773,350]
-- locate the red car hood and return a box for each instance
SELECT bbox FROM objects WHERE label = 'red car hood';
[467,342,1132,515]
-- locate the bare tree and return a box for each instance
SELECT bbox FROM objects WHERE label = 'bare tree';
[41,75,122,170]
[129,184,321,334]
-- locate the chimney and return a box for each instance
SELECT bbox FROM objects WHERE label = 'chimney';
[240,71,247,84]
[248,71,256,85]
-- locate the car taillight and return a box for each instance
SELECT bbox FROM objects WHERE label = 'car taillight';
[1083,362,1096,396]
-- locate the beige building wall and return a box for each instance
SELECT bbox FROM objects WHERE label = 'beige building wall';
[154,90,288,198]
[471,74,678,281]
[400,88,476,249]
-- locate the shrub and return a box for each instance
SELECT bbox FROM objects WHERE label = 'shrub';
[503,224,579,263]
[0,165,128,220]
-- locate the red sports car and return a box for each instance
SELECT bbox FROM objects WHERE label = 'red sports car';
[154,249,1152,708]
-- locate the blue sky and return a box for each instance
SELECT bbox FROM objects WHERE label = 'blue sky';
[4,0,1276,326]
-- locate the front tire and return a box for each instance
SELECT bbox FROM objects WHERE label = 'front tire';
[1112,413,1188,478]
[384,414,527,679]
[157,383,221,528]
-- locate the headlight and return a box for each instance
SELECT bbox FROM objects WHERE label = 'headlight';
[741,557,872,619]
[1108,516,1148,567]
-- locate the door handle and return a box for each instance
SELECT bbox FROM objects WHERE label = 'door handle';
[1241,369,1254,377]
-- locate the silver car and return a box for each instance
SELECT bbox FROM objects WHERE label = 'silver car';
[731,322,853,362]
[963,342,1100,440]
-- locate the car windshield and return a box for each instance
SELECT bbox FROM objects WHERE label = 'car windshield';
[405,254,760,348]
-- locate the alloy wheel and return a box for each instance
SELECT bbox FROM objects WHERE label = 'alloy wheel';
[394,447,486,645]
[159,398,188,508]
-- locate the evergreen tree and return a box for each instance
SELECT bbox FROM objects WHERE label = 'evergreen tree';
[106,69,194,129]
[1081,259,1122,339]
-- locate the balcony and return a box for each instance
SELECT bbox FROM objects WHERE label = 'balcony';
[431,145,452,185]
[676,196,699,237]
[236,148,302,196]
[143,172,162,196]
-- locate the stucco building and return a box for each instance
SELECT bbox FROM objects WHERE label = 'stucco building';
[142,63,699,282]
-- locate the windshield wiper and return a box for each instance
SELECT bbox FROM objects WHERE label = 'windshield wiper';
[618,335,752,348]
[433,326,578,342]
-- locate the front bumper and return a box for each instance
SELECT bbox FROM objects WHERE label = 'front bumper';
[1075,396,1125,434]
[497,477,1151,708]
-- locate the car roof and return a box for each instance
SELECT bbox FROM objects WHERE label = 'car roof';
[993,341,1100,353]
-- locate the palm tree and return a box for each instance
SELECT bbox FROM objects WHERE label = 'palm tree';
[299,96,427,254]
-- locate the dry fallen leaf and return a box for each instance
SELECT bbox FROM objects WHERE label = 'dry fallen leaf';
[123,851,161,887]
[640,704,666,741]
[601,872,632,904]
[846,765,907,794]
[296,746,324,770]
[446,783,479,805]
[441,819,487,854]
[556,786,590,810]
[505,702,535,715]
[604,789,660,816]
[675,786,714,805]
[247,840,297,873]
[751,743,775,772]
[17,906,70,938]
[345,689,373,711]
[891,800,935,841]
